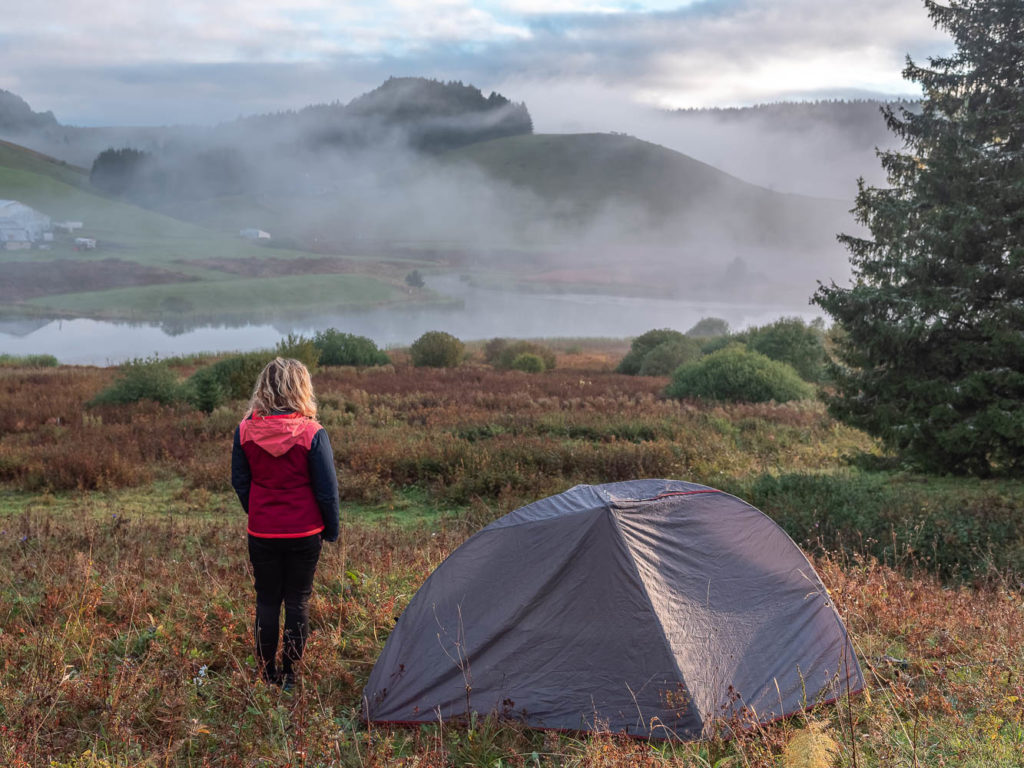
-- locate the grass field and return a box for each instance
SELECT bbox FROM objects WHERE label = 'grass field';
[0,140,91,188]
[23,274,415,320]
[0,351,1022,766]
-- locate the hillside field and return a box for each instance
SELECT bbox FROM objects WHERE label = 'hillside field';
[2,130,856,323]
[0,350,1022,767]
[0,142,451,322]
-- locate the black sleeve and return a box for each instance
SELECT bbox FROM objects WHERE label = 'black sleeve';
[308,428,340,542]
[230,426,251,513]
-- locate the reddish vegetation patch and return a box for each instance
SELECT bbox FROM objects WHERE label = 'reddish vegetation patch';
[0,259,197,301]
[187,257,366,278]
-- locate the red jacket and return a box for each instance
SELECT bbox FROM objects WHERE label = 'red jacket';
[231,413,340,540]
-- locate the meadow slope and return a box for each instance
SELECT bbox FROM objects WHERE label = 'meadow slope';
[0,142,449,321]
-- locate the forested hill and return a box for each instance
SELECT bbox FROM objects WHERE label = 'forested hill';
[0,78,533,166]
[238,77,533,153]
[0,90,59,134]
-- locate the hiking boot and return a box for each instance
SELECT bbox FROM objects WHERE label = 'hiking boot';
[259,665,281,686]
[281,673,297,693]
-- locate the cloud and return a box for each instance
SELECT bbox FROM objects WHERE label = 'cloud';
[0,0,952,126]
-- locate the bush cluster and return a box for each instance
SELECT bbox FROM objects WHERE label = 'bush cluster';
[313,329,390,367]
[186,337,320,413]
[509,353,545,373]
[88,336,321,413]
[638,337,702,376]
[88,357,182,407]
[684,317,729,338]
[186,352,268,412]
[742,317,827,382]
[410,331,464,368]
[617,329,701,375]
[665,345,814,404]
[485,338,557,371]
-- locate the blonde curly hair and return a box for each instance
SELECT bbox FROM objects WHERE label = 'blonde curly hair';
[245,357,317,419]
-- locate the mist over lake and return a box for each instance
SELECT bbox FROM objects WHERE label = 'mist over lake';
[0,275,819,365]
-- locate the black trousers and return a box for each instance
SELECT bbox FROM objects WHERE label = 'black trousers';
[247,534,322,680]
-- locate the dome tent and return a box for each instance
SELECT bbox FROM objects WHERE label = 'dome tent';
[362,479,864,739]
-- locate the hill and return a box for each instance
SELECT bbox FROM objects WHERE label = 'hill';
[0,139,89,188]
[0,89,58,134]
[244,77,534,153]
[0,78,534,172]
[0,141,440,322]
[446,132,849,250]
[34,132,852,306]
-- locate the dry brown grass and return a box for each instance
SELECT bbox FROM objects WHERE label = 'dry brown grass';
[0,506,1021,767]
[0,364,870,502]
[1,361,1021,766]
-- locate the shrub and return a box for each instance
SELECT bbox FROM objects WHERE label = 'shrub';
[275,333,319,368]
[665,345,814,403]
[510,353,545,373]
[185,352,267,412]
[700,333,740,355]
[410,331,464,368]
[685,317,729,338]
[313,329,390,367]
[616,329,686,375]
[483,337,509,365]
[89,357,183,406]
[182,338,319,413]
[637,337,703,376]
[188,369,226,414]
[490,340,556,371]
[724,472,1024,579]
[745,317,827,382]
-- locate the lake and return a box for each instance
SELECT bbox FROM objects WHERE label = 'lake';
[0,276,820,365]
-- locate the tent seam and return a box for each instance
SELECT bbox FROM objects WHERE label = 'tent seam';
[605,502,693,724]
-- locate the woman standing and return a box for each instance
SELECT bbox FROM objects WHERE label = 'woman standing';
[230,357,339,689]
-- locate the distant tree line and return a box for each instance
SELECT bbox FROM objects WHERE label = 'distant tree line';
[669,99,918,146]
[89,146,250,203]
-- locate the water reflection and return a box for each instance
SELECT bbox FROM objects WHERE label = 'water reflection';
[0,276,820,366]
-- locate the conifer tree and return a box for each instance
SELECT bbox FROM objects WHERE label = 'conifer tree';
[814,0,1024,475]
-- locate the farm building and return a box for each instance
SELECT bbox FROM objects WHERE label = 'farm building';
[239,228,271,240]
[0,200,52,249]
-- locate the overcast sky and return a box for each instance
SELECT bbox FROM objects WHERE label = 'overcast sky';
[2,0,950,128]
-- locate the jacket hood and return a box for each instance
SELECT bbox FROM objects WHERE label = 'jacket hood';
[240,414,320,457]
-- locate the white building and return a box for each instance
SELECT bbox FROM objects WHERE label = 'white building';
[239,228,271,240]
[0,200,52,249]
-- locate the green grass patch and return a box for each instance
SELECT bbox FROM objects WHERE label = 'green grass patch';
[26,273,405,318]
[0,352,59,367]
[0,139,89,186]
